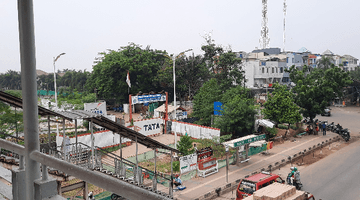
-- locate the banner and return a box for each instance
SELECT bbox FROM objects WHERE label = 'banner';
[131,94,166,104]
[179,153,197,174]
[234,134,266,147]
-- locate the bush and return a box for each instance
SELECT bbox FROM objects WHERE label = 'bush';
[278,124,288,129]
[177,135,195,156]
[172,161,180,172]
[266,127,278,140]
[290,125,299,130]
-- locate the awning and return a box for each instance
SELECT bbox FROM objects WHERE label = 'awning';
[256,119,275,128]
[223,134,266,148]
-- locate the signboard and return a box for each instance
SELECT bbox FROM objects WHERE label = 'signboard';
[214,101,223,116]
[225,144,229,152]
[179,153,197,174]
[131,94,166,105]
[234,134,266,147]
[84,102,107,116]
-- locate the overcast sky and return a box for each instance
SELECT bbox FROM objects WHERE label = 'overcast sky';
[1,0,359,74]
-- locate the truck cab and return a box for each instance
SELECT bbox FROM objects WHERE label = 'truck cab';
[236,172,284,200]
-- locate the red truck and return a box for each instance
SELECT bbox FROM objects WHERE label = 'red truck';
[236,172,315,200]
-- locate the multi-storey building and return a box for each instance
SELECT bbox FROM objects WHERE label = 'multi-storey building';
[237,48,358,89]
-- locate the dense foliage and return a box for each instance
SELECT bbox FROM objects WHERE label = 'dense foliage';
[0,91,23,136]
[288,65,352,120]
[262,83,302,127]
[177,135,195,156]
[214,86,257,136]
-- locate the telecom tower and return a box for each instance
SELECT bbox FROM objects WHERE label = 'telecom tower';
[283,0,287,52]
[259,0,270,49]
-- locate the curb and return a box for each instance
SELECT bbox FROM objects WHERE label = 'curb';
[193,135,341,200]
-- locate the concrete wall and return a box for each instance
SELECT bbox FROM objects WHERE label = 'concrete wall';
[126,118,164,136]
[171,121,220,139]
[57,130,131,149]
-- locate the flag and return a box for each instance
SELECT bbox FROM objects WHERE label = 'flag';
[126,71,131,88]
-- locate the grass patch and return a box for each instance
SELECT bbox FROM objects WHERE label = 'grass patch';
[102,144,127,153]
[139,159,179,174]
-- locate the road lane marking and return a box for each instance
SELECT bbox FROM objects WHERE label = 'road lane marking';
[180,136,321,195]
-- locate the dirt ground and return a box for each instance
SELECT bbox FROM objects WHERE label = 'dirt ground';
[295,135,359,166]
[272,127,305,146]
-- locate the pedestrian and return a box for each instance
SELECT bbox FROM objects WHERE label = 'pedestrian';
[322,123,326,136]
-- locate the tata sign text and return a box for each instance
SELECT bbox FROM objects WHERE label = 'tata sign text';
[131,94,166,104]
[143,123,160,131]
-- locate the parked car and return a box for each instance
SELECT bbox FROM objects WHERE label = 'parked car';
[321,107,331,116]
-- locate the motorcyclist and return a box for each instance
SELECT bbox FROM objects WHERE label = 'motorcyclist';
[287,167,297,185]
[288,167,302,189]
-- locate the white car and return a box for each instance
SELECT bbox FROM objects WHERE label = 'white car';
[321,107,331,116]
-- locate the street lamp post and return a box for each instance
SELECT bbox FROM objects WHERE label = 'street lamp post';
[172,49,192,149]
[53,53,65,142]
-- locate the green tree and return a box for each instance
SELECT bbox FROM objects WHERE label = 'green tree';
[0,70,22,90]
[0,91,24,135]
[262,83,302,128]
[192,78,221,125]
[316,56,335,70]
[201,35,244,92]
[214,86,257,137]
[288,65,352,120]
[349,66,360,81]
[156,54,210,101]
[86,43,166,104]
[177,135,195,156]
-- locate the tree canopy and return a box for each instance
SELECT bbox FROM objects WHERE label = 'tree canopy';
[192,78,221,125]
[201,35,244,91]
[288,65,352,120]
[86,43,166,103]
[262,83,302,127]
[214,86,257,137]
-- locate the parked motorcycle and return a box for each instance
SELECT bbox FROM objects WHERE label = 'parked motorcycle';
[327,122,334,131]
[333,124,350,142]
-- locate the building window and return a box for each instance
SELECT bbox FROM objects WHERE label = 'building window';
[280,67,283,73]
[276,68,278,73]
[261,61,266,66]
[292,58,294,63]
[267,68,269,73]
[272,67,274,73]
[262,67,264,73]
[286,57,289,63]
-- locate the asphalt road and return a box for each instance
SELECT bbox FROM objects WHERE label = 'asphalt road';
[301,106,360,200]
[301,138,360,200]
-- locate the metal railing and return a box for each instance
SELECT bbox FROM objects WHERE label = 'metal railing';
[62,142,173,191]
[0,138,171,199]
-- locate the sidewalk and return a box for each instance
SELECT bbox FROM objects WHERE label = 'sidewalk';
[174,131,338,200]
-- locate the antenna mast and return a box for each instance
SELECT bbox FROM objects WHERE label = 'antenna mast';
[283,0,287,52]
[259,0,270,49]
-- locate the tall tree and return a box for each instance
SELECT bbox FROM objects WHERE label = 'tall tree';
[201,35,244,91]
[156,54,210,101]
[86,43,166,103]
[214,86,258,137]
[262,83,302,128]
[316,56,335,70]
[192,78,221,125]
[288,65,352,120]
